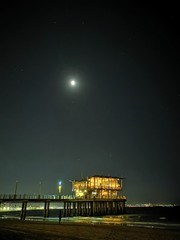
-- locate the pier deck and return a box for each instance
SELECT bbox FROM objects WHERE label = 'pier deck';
[0,194,126,220]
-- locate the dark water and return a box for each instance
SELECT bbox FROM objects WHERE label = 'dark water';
[124,206,180,229]
[126,206,180,223]
[1,206,180,230]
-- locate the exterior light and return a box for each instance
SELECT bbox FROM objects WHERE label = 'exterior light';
[58,181,62,195]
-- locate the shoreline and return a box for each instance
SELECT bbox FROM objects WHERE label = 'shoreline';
[0,219,180,240]
[1,212,180,231]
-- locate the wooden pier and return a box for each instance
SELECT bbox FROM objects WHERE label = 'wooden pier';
[0,195,126,220]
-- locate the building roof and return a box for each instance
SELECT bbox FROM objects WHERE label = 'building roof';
[89,175,124,179]
[72,175,125,182]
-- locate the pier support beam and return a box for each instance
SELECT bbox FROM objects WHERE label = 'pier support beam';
[44,200,50,218]
[20,201,27,220]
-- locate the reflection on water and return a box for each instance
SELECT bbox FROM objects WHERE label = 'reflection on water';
[1,207,180,230]
[25,215,180,230]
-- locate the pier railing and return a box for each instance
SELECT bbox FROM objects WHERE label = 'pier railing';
[0,194,126,201]
[0,194,74,200]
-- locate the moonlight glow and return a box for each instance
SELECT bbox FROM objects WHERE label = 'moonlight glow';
[70,80,76,86]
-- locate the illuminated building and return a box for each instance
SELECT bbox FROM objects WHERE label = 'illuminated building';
[72,175,124,199]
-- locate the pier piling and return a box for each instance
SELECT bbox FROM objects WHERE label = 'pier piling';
[20,201,27,220]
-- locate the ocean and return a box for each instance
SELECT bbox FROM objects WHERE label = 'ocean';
[1,206,180,230]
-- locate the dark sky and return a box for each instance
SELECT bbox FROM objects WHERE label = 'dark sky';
[0,3,179,204]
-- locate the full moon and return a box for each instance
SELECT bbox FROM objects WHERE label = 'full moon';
[70,80,76,86]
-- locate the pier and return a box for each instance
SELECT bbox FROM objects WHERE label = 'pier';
[0,194,126,220]
[0,175,127,220]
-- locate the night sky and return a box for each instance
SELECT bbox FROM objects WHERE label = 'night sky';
[0,3,179,204]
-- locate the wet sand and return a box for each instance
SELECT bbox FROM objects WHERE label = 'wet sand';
[0,219,180,240]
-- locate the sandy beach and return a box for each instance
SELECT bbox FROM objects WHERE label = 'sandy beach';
[0,219,180,240]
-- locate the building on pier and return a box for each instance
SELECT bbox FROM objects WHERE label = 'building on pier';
[72,175,124,199]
